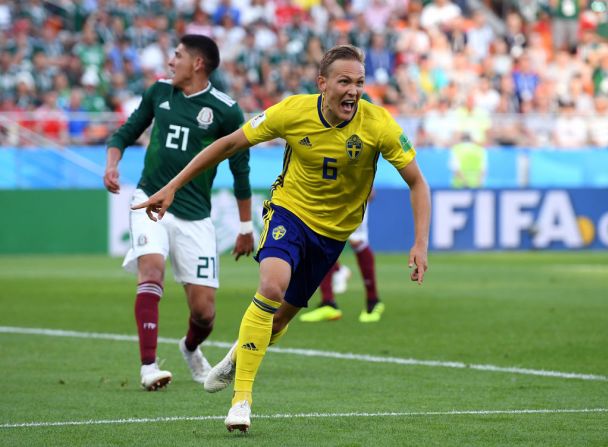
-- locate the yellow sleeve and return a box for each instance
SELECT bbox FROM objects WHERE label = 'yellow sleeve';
[242,101,286,145]
[378,109,416,170]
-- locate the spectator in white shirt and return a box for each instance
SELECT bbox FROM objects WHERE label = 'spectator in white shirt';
[420,97,458,148]
[466,9,494,63]
[473,75,501,113]
[420,0,462,34]
[588,96,608,148]
[553,100,589,149]
[139,32,173,77]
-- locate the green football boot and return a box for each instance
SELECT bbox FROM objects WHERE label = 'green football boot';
[358,302,385,323]
[299,305,343,322]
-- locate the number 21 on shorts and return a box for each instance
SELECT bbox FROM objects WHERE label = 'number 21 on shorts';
[197,256,216,278]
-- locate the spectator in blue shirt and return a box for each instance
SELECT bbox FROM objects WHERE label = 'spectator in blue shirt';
[512,53,540,104]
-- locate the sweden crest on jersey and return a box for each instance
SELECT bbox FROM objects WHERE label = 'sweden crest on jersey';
[272,225,287,240]
[346,134,363,160]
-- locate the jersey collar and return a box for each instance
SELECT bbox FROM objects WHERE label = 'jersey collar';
[181,81,213,99]
[317,94,357,129]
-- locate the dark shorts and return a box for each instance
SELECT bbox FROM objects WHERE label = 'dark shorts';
[255,202,346,308]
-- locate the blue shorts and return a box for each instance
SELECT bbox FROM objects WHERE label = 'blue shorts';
[255,202,346,308]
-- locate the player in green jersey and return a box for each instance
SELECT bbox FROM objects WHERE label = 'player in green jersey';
[104,34,254,391]
[133,45,430,430]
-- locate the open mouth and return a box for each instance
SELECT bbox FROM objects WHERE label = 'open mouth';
[341,99,356,114]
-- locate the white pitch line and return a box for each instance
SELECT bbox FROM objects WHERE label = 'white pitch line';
[2,408,607,429]
[1,326,607,382]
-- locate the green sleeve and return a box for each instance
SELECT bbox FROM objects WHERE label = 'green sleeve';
[228,149,252,200]
[226,103,251,199]
[106,84,156,153]
[225,104,251,199]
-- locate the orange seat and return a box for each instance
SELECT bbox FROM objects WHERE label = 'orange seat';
[383,104,399,116]
[365,84,387,103]
[334,19,352,33]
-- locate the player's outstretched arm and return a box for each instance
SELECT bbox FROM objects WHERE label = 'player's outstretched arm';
[131,129,251,221]
[399,160,431,284]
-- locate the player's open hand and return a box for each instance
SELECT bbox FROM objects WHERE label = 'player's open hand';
[408,243,428,285]
[131,187,176,222]
[232,233,254,261]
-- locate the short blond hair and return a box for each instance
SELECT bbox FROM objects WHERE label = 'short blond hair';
[319,45,364,77]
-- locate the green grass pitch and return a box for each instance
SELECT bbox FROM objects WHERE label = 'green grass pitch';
[0,251,607,446]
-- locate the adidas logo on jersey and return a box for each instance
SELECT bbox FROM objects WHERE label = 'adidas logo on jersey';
[159,101,171,110]
[298,136,312,147]
[241,342,258,351]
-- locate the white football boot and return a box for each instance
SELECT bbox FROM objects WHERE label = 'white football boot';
[225,400,251,433]
[140,362,172,391]
[179,337,212,384]
[332,265,352,294]
[204,342,237,393]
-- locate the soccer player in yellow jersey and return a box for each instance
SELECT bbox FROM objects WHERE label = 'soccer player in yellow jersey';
[133,45,431,432]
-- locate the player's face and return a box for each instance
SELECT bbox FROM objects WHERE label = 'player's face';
[168,44,201,89]
[318,59,365,125]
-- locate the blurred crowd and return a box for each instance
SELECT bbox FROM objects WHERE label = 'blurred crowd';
[0,0,607,148]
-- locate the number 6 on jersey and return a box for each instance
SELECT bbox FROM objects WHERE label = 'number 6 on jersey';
[322,157,337,180]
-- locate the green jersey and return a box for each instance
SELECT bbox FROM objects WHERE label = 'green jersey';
[107,80,251,220]
[552,0,581,19]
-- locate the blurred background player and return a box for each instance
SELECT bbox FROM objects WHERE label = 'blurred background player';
[104,35,253,391]
[299,196,383,323]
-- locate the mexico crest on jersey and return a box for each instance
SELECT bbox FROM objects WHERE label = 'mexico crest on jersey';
[137,234,148,246]
[345,134,363,160]
[197,107,214,129]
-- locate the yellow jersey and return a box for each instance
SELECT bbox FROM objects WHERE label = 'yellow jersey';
[242,94,416,240]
